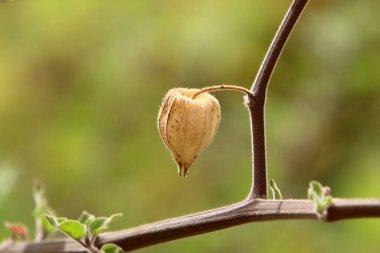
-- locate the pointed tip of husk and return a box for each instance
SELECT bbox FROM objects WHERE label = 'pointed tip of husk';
[176,163,182,177]
[176,162,190,178]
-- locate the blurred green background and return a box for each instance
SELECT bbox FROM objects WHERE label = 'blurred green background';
[1,0,380,252]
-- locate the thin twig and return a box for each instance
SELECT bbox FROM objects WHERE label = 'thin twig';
[76,239,89,251]
[191,85,254,99]
[251,0,309,97]
[2,198,380,253]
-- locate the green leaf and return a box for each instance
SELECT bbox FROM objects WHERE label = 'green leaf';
[78,211,95,225]
[89,217,108,235]
[46,212,122,241]
[57,220,86,240]
[318,196,333,211]
[45,215,86,240]
[307,181,333,217]
[101,243,125,253]
[269,179,282,200]
[108,213,123,222]
[89,213,123,236]
[307,181,324,200]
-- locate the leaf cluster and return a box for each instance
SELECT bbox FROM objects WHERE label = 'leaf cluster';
[308,181,333,218]
[46,212,124,253]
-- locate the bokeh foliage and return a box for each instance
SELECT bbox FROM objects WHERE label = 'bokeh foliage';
[1,0,380,252]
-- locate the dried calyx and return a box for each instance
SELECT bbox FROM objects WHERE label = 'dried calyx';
[158,85,253,177]
[158,88,220,177]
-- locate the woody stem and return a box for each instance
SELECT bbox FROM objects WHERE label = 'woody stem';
[247,0,309,199]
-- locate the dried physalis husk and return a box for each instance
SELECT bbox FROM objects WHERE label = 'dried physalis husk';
[158,88,221,177]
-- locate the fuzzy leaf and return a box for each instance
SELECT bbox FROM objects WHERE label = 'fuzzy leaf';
[57,220,86,240]
[308,181,324,200]
[89,217,108,235]
[89,213,123,236]
[45,215,86,240]
[78,211,95,225]
[307,181,333,217]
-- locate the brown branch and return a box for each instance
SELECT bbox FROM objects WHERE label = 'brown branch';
[251,0,309,97]
[246,0,309,199]
[2,198,380,253]
[245,96,267,198]
[326,199,380,222]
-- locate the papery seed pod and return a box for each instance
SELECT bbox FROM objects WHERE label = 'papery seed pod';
[158,88,221,177]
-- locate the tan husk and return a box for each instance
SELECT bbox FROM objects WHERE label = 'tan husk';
[158,88,221,177]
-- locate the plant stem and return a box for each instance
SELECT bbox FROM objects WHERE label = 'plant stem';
[89,236,99,253]
[76,239,89,251]
[245,96,267,198]
[191,85,254,99]
[4,199,380,253]
[251,0,309,97]
[247,0,309,199]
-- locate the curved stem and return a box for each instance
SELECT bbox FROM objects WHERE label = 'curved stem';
[247,0,309,199]
[251,0,309,96]
[89,236,99,253]
[192,85,254,99]
[75,239,88,251]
